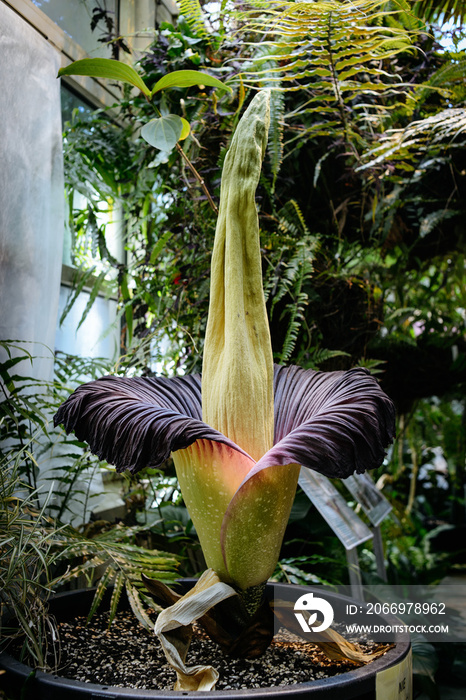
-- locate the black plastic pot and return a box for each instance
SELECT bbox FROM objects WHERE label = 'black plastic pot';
[0,582,410,700]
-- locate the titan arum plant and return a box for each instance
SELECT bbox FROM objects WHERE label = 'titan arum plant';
[55,89,395,690]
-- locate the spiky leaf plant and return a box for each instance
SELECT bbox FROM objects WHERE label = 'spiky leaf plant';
[50,523,180,631]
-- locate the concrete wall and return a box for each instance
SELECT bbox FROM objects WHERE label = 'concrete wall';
[0,1,64,381]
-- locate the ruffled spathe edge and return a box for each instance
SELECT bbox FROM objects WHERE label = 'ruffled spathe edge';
[54,364,395,480]
[53,373,251,473]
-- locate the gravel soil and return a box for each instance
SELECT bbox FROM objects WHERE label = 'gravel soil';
[48,609,390,691]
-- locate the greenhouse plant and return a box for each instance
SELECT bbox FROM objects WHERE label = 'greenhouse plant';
[54,89,396,691]
[3,0,466,696]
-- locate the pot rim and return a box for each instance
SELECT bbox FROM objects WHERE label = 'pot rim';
[0,581,411,700]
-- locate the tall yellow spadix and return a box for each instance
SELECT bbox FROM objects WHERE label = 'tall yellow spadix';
[202,91,273,461]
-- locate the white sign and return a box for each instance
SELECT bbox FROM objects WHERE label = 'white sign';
[376,649,412,700]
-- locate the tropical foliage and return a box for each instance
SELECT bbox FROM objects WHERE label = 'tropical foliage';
[0,342,181,669]
[2,0,465,690]
[56,0,466,559]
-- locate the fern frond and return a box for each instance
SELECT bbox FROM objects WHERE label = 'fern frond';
[179,0,209,40]
[419,209,459,238]
[266,211,319,362]
[426,59,466,92]
[359,108,466,169]
[269,88,285,189]
[307,348,351,369]
[355,356,387,375]
[279,308,305,362]
[289,200,310,236]
[235,0,416,139]
[278,249,312,363]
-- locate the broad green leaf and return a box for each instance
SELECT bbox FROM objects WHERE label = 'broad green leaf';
[179,117,191,141]
[141,115,183,151]
[58,58,151,97]
[151,70,231,96]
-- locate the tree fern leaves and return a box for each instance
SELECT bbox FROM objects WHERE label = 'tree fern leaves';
[237,0,415,140]
[179,0,209,41]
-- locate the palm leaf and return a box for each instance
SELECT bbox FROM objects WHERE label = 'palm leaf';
[109,570,125,628]
[87,565,116,623]
[59,265,98,327]
[125,582,154,632]
[51,523,179,628]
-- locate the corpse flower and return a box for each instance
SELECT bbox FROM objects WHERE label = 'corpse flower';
[54,92,395,684]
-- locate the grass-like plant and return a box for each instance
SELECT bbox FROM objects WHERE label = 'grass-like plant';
[0,453,59,670]
[0,449,180,670]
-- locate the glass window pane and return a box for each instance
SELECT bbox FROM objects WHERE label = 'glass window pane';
[32,0,118,58]
[61,84,94,124]
[55,285,119,360]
